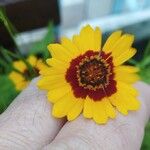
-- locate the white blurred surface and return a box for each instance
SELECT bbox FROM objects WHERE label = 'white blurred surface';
[16,0,150,52]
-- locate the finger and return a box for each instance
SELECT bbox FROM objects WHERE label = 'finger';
[0,78,65,150]
[43,82,150,150]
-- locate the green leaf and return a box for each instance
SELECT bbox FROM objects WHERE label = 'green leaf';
[0,47,13,63]
[139,56,150,68]
[141,122,150,150]
[29,22,54,59]
[0,7,20,52]
[136,41,150,85]
[0,75,19,114]
[143,41,150,59]
[139,67,150,84]
[0,7,17,35]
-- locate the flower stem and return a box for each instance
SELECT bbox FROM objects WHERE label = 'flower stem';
[0,7,19,52]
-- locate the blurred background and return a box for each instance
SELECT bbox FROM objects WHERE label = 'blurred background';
[1,0,150,57]
[0,0,150,149]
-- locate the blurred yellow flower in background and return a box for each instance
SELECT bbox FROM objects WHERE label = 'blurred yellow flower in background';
[9,55,47,91]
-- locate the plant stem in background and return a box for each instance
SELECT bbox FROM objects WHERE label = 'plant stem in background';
[0,7,19,52]
[143,41,150,59]
[0,8,38,77]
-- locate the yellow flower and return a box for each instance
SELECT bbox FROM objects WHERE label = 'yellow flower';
[9,55,47,91]
[38,25,140,124]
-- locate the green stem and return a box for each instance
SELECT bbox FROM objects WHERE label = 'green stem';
[0,48,13,63]
[0,8,19,52]
[140,56,150,67]
[143,41,150,59]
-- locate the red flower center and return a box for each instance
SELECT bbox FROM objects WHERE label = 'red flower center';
[77,55,111,90]
[65,50,117,101]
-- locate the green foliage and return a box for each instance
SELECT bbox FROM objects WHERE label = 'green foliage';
[136,41,150,149]
[0,7,17,36]
[0,8,19,114]
[143,42,150,59]
[29,22,54,59]
[141,122,150,150]
[0,75,19,114]
[0,21,55,112]
[138,42,150,84]
[0,9,55,114]
[139,66,150,84]
[129,41,150,84]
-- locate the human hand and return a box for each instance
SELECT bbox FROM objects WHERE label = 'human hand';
[0,78,150,150]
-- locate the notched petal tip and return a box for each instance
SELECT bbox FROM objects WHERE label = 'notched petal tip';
[93,117,108,125]
[80,24,94,34]
[112,30,123,37]
[47,44,52,51]
[120,110,128,116]
[60,36,68,43]
[52,106,65,118]
[67,115,76,121]
[47,43,60,53]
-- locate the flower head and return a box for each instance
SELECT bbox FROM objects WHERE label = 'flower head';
[9,55,47,91]
[38,25,140,124]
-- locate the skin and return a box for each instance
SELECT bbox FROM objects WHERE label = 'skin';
[0,78,150,150]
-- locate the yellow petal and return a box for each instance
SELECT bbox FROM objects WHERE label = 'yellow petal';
[47,83,71,103]
[13,61,27,72]
[52,92,77,118]
[110,93,128,115]
[61,37,80,56]
[103,98,116,119]
[83,97,93,119]
[93,100,108,124]
[48,44,73,62]
[16,80,29,91]
[115,65,139,73]
[27,55,37,67]
[110,81,140,115]
[113,48,136,66]
[110,34,134,58]
[115,72,139,84]
[37,76,66,90]
[67,100,84,121]
[115,66,140,84]
[72,25,101,53]
[46,58,68,70]
[9,71,24,83]
[39,75,65,82]
[122,94,140,110]
[94,27,102,50]
[117,81,138,96]
[40,67,65,76]
[111,90,140,113]
[36,59,48,71]
[103,30,122,53]
[9,71,28,91]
